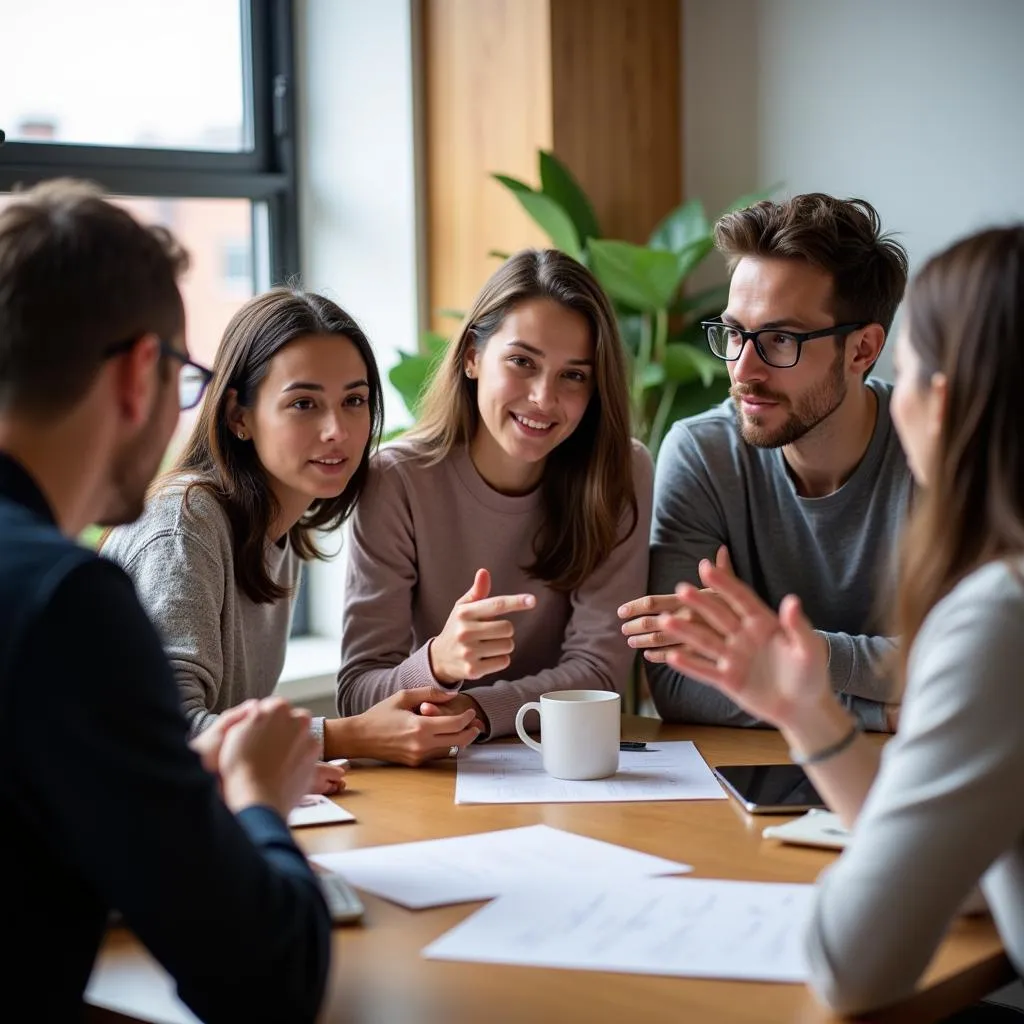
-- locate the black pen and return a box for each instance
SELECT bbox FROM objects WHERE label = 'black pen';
[620,740,650,751]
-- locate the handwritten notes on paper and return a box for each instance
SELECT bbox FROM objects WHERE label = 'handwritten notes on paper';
[424,877,815,983]
[310,824,691,909]
[455,741,727,805]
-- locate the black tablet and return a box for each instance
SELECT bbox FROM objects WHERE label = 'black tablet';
[713,763,826,815]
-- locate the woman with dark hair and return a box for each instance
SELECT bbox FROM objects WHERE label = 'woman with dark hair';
[658,226,1024,1015]
[337,249,653,741]
[105,288,482,779]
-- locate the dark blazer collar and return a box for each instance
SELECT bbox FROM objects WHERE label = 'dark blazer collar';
[0,452,58,526]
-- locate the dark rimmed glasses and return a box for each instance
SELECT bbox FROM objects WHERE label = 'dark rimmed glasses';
[700,319,869,369]
[103,337,213,410]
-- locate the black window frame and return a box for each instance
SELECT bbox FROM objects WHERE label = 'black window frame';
[0,0,310,636]
[0,0,299,282]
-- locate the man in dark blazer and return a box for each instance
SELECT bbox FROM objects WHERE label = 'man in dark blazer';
[0,179,330,1022]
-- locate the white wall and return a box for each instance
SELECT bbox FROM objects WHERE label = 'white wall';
[683,0,1024,374]
[293,0,421,646]
[296,0,421,436]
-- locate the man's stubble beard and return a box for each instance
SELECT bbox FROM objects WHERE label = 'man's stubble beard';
[733,347,847,449]
[97,394,174,527]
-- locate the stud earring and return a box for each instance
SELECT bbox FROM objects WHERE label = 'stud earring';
[237,430,246,440]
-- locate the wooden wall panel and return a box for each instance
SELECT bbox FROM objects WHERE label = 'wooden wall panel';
[424,0,554,334]
[549,0,682,243]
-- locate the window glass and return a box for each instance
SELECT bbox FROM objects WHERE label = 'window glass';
[0,0,247,151]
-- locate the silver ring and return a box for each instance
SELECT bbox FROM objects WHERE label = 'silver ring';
[448,744,460,759]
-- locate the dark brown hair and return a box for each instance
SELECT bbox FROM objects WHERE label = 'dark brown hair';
[406,249,637,592]
[895,225,1024,680]
[0,178,188,418]
[168,288,384,604]
[714,193,909,336]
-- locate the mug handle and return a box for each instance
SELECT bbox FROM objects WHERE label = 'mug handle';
[514,702,543,753]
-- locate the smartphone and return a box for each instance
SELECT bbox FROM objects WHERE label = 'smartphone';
[713,763,825,815]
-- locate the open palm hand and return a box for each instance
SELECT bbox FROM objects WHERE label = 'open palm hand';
[658,557,830,729]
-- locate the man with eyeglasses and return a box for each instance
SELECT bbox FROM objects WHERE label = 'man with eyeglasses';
[0,180,329,1021]
[620,194,913,732]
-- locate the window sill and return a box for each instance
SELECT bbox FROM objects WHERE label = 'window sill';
[276,635,339,703]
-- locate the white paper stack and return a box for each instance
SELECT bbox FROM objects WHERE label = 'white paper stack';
[454,741,727,805]
[424,876,815,983]
[311,824,692,908]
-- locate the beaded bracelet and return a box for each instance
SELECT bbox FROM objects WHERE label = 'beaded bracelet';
[789,719,862,766]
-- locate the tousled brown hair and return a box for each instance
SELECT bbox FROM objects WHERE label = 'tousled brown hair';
[894,226,1024,680]
[714,194,909,337]
[0,178,187,418]
[406,249,637,592]
[168,288,384,604]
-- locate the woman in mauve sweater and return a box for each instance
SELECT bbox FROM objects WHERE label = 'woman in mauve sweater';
[338,249,653,740]
[660,227,1024,1014]
[105,289,483,780]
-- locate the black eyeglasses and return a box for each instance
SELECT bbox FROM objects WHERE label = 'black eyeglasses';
[700,319,869,369]
[103,336,213,410]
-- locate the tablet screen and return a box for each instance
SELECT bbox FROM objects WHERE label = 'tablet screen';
[714,763,825,812]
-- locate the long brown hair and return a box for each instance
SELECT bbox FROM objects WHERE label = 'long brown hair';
[406,248,637,592]
[169,288,384,603]
[895,226,1024,679]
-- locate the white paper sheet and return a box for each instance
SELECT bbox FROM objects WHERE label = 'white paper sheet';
[454,741,727,804]
[287,795,356,828]
[762,809,851,850]
[310,824,691,909]
[424,877,815,983]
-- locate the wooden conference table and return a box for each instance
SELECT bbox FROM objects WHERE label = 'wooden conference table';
[86,718,1012,1024]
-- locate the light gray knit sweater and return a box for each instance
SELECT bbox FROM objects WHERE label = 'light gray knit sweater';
[103,479,299,738]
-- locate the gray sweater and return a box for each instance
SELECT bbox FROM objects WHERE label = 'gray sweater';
[103,480,299,737]
[338,440,653,738]
[807,558,1024,1013]
[648,379,912,731]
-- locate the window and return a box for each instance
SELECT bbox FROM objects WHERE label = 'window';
[0,0,308,636]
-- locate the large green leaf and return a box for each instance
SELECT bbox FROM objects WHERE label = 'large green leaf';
[538,150,601,245]
[388,353,437,417]
[669,375,732,423]
[422,331,449,357]
[588,239,684,313]
[648,198,709,254]
[675,282,730,317]
[616,311,644,356]
[492,174,582,260]
[664,341,729,387]
[641,362,666,389]
[677,237,715,281]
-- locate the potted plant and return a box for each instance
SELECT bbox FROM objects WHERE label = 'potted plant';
[389,150,772,454]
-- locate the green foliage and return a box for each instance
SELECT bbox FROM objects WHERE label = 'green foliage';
[80,525,105,549]
[386,331,449,438]
[488,151,774,453]
[388,150,775,455]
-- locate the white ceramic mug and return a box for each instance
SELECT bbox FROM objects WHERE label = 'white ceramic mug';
[514,690,621,780]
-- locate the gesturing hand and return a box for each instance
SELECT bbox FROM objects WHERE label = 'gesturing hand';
[658,558,830,730]
[429,569,536,684]
[618,546,736,662]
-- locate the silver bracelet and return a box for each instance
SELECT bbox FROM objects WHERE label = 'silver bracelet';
[789,719,862,766]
